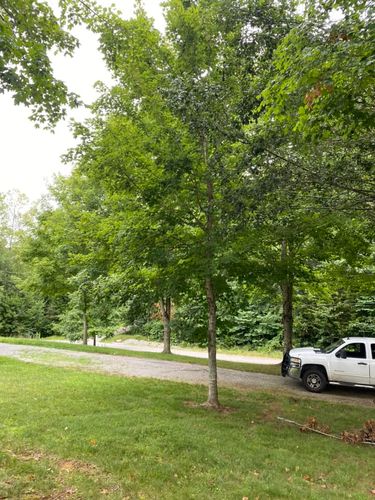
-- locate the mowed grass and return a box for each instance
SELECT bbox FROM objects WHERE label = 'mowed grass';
[0,337,281,375]
[0,357,374,499]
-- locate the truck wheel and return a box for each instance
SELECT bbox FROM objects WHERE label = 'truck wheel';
[302,368,327,393]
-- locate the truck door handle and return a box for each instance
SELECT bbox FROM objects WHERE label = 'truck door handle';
[358,362,368,365]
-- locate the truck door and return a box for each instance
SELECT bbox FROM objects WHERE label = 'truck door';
[370,343,375,385]
[330,342,370,385]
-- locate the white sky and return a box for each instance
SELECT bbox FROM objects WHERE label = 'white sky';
[0,0,164,202]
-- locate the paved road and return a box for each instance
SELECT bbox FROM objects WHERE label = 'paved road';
[1,342,374,407]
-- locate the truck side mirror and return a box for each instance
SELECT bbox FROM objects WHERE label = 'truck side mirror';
[336,350,347,359]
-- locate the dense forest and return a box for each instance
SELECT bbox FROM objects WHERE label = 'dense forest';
[0,0,374,404]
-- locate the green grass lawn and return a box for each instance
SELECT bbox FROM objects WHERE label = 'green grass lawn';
[0,357,374,499]
[0,337,281,376]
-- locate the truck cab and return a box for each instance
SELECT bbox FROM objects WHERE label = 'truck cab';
[282,337,375,392]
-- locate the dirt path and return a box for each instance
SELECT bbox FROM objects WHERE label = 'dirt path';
[1,342,374,407]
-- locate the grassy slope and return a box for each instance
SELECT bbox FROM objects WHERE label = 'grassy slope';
[0,337,280,375]
[0,357,374,499]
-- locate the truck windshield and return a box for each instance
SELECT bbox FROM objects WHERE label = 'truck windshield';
[321,339,345,353]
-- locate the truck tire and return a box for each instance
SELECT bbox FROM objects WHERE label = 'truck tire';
[302,368,328,393]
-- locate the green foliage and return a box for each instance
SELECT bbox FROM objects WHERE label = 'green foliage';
[348,295,375,336]
[258,0,374,229]
[0,0,82,126]
[260,2,375,139]
[133,319,164,341]
[168,284,282,349]
[225,304,282,350]
[0,192,49,337]
[0,284,18,336]
[294,281,375,347]
[52,299,83,341]
[21,174,114,340]
[172,296,208,345]
[0,269,49,338]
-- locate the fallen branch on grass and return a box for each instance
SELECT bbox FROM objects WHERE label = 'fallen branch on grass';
[277,416,375,446]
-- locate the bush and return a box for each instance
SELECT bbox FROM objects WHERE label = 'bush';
[132,319,164,341]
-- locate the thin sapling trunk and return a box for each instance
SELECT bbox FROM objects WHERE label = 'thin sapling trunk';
[82,311,88,345]
[159,297,172,354]
[205,276,220,408]
[82,290,88,345]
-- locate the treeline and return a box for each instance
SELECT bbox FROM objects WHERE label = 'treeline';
[1,187,373,351]
[0,0,373,406]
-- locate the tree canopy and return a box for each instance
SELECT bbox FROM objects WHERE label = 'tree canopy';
[0,0,84,125]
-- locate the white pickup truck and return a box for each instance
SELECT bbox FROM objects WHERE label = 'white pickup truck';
[282,337,375,392]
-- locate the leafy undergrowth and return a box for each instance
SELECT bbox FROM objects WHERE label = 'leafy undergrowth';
[0,357,374,499]
[0,337,281,375]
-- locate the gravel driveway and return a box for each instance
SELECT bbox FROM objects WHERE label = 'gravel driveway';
[1,342,374,407]
[97,338,280,364]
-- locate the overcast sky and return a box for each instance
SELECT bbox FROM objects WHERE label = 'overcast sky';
[0,0,164,202]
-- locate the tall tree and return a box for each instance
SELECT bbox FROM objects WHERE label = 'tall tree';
[163,0,303,394]
[68,0,298,407]
[24,172,111,342]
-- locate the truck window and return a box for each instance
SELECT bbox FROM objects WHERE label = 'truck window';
[371,344,375,359]
[322,339,345,353]
[339,343,366,359]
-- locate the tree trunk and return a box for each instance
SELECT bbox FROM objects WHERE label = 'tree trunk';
[159,297,172,354]
[201,136,220,408]
[281,240,293,353]
[205,276,220,408]
[93,334,96,346]
[281,281,293,353]
[204,166,219,407]
[82,311,88,345]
